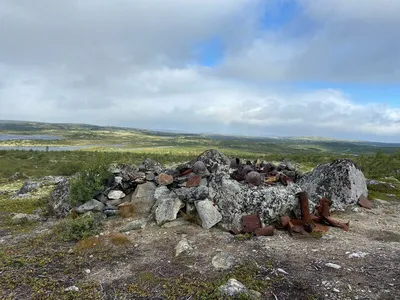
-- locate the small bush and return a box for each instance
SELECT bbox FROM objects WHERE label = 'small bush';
[69,152,113,206]
[75,236,103,251]
[108,233,131,246]
[54,213,102,241]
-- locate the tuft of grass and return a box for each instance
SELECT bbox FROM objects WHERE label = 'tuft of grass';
[75,236,103,252]
[118,203,136,218]
[108,233,131,246]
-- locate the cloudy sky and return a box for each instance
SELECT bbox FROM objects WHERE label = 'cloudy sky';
[0,0,399,142]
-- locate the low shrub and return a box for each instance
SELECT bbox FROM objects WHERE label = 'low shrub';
[53,213,102,241]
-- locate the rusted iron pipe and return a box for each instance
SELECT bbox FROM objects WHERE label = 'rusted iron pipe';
[298,192,312,223]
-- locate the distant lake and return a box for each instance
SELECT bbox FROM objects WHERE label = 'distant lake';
[0,146,90,151]
[0,134,62,141]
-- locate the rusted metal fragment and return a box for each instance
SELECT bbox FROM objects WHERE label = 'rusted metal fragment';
[280,216,291,228]
[358,195,372,209]
[291,225,308,235]
[298,192,312,223]
[186,175,201,188]
[324,217,350,231]
[179,168,193,176]
[255,226,274,236]
[313,223,329,233]
[280,174,293,186]
[241,214,262,233]
[317,198,331,217]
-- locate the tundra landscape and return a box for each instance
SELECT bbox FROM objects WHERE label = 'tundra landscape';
[0,120,399,300]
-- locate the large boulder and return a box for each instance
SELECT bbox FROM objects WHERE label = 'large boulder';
[298,159,368,210]
[48,178,72,218]
[209,165,303,230]
[192,149,231,173]
[130,182,157,216]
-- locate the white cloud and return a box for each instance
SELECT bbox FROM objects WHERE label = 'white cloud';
[0,0,399,142]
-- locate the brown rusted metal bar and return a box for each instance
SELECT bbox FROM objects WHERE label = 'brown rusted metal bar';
[298,192,312,223]
[323,217,350,231]
[255,226,274,236]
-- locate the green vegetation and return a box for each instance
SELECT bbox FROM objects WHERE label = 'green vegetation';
[53,213,102,241]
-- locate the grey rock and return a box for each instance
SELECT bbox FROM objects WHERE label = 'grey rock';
[195,149,231,172]
[114,176,123,185]
[325,263,341,269]
[120,219,147,232]
[298,159,368,210]
[210,167,302,228]
[48,178,72,218]
[65,286,79,292]
[174,186,209,203]
[94,192,108,204]
[108,163,138,178]
[155,195,184,225]
[154,186,171,201]
[186,202,196,214]
[108,190,126,200]
[195,199,222,229]
[141,158,164,174]
[103,208,118,217]
[8,172,28,181]
[130,182,157,216]
[212,253,236,270]
[15,180,41,196]
[200,178,208,186]
[219,279,248,297]
[76,199,105,214]
[11,213,41,224]
[162,219,191,228]
[175,238,193,257]
[246,171,262,186]
[145,173,155,181]
[108,198,124,206]
[249,290,262,299]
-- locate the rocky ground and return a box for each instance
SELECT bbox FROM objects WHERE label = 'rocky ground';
[1,151,400,300]
[1,190,399,299]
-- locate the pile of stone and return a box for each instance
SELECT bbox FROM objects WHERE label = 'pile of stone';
[49,149,368,231]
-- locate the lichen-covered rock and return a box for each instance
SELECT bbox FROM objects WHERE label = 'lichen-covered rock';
[209,166,302,229]
[11,213,41,224]
[195,199,222,229]
[48,178,72,218]
[15,180,41,196]
[298,159,368,210]
[108,190,126,200]
[192,149,231,173]
[212,253,236,270]
[174,186,209,203]
[141,158,164,174]
[219,279,248,297]
[76,199,105,214]
[155,194,184,225]
[108,163,138,179]
[130,182,157,216]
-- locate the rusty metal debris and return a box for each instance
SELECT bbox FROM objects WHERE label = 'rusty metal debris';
[279,192,350,237]
[241,215,262,233]
[186,175,201,187]
[229,214,275,236]
[255,226,274,236]
[358,194,372,209]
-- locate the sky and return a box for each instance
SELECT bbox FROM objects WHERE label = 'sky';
[0,0,399,142]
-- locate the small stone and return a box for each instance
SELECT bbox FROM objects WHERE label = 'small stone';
[277,268,289,275]
[156,173,174,185]
[333,288,340,293]
[108,190,126,200]
[114,176,123,184]
[161,219,191,228]
[325,263,341,270]
[120,219,147,232]
[76,199,105,214]
[11,213,40,224]
[212,253,236,270]
[84,269,91,274]
[249,290,262,299]
[219,279,248,297]
[175,238,193,257]
[200,178,208,186]
[65,286,79,292]
[349,252,368,258]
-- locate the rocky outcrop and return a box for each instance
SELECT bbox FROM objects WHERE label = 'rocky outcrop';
[48,178,72,218]
[298,159,368,210]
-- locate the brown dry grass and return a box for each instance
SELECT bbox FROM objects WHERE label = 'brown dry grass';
[118,203,136,218]
[108,233,131,246]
